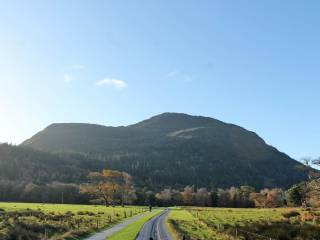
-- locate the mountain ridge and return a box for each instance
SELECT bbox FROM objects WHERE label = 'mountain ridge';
[22,112,309,189]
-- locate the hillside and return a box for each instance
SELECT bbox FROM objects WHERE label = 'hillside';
[22,113,309,189]
[0,144,104,184]
[0,143,108,202]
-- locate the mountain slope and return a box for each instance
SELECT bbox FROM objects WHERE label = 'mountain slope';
[0,143,105,184]
[22,113,309,189]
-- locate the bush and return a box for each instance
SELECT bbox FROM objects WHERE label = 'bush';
[282,211,300,219]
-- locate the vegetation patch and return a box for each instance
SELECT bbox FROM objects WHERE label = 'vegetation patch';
[0,202,147,240]
[167,208,233,240]
[168,207,320,240]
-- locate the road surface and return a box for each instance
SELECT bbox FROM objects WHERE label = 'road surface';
[84,211,150,240]
[136,209,171,240]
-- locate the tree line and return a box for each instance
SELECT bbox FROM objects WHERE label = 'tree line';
[0,141,318,207]
[0,167,318,208]
[79,169,320,208]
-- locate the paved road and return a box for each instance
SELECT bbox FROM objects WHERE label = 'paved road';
[84,212,150,240]
[136,210,171,240]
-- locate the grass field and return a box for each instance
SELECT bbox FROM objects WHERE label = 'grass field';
[0,202,147,240]
[2,203,320,240]
[167,208,232,240]
[168,207,320,240]
[108,209,162,240]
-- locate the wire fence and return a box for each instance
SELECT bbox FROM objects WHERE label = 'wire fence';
[204,222,277,240]
[232,228,276,240]
[179,224,277,240]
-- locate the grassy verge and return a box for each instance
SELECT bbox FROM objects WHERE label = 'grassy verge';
[107,209,162,240]
[165,208,182,240]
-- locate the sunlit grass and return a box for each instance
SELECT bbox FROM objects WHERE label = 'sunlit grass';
[0,202,147,240]
[167,208,233,240]
[168,207,320,240]
[0,202,143,213]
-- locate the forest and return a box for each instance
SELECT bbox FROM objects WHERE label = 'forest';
[0,143,319,208]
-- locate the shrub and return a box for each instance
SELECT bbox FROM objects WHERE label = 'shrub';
[282,211,300,219]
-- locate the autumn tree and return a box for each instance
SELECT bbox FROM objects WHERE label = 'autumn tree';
[155,189,174,206]
[249,192,267,208]
[250,188,285,208]
[238,186,255,207]
[80,169,135,206]
[228,187,238,207]
[195,188,211,206]
[171,189,183,205]
[180,186,195,206]
[265,188,285,207]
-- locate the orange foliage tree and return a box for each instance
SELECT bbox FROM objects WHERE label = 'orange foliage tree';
[80,169,135,206]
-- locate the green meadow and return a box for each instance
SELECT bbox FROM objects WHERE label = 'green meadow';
[168,207,320,240]
[2,203,320,240]
[0,202,147,240]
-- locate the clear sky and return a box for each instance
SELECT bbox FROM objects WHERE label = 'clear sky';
[0,0,319,161]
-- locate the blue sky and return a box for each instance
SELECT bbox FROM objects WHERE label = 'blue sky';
[0,0,319,161]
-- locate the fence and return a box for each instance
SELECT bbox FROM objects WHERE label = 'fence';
[209,222,277,240]
[232,228,276,240]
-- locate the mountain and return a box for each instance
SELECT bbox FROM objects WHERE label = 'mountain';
[22,113,309,189]
[0,143,105,203]
[0,143,104,184]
